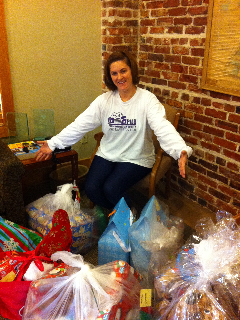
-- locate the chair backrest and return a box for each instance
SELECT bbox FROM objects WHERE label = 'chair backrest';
[152,104,180,153]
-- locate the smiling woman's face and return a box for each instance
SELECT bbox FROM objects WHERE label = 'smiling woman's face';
[109,60,134,93]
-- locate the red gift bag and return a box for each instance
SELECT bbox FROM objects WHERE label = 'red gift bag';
[0,281,31,320]
[0,209,73,320]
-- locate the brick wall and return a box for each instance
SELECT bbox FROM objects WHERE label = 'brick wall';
[101,0,240,216]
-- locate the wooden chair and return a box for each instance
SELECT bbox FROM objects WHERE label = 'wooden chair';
[89,104,180,200]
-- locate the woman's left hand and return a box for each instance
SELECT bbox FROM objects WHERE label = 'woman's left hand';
[179,150,188,178]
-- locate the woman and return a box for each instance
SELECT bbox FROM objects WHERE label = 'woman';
[36,51,192,210]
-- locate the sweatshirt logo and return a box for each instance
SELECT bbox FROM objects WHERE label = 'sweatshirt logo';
[108,112,136,131]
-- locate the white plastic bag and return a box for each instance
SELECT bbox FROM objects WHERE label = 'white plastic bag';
[23,251,125,320]
[26,184,103,254]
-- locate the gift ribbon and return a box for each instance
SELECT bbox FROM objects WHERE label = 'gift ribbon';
[113,231,131,253]
[4,250,55,281]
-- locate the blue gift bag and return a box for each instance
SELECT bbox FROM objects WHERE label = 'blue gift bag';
[98,198,132,265]
[129,196,169,280]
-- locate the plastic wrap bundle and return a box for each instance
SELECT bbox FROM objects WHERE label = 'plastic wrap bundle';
[26,183,106,254]
[154,211,240,320]
[129,196,184,286]
[22,251,142,320]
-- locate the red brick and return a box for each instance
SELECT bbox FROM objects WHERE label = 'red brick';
[194,114,213,124]
[125,20,139,27]
[195,188,215,203]
[191,48,205,57]
[201,98,211,106]
[226,132,240,143]
[172,46,189,55]
[216,157,226,166]
[163,0,180,8]
[171,91,179,99]
[212,102,224,110]
[192,97,200,104]
[215,200,238,215]
[185,136,198,144]
[164,54,181,63]
[223,149,240,162]
[140,76,152,83]
[201,141,221,153]
[150,27,164,34]
[102,36,123,44]
[227,162,239,172]
[188,6,208,15]
[207,170,228,185]
[215,120,238,132]
[190,38,205,46]
[182,56,200,66]
[140,44,154,52]
[152,78,168,86]
[210,91,231,101]
[168,81,186,90]
[185,103,204,114]
[171,64,188,73]
[219,167,240,181]
[232,96,240,102]
[189,66,203,76]
[193,131,212,142]
[118,10,133,18]
[167,26,183,34]
[218,184,240,199]
[229,113,240,124]
[193,17,208,26]
[141,19,156,26]
[168,7,187,16]
[185,26,205,34]
[181,93,189,101]
[156,17,174,24]
[105,1,124,8]
[148,53,164,62]
[140,27,149,34]
[179,74,198,85]
[203,125,224,137]
[141,9,149,18]
[174,17,192,25]
[184,119,202,130]
[213,137,237,151]
[205,152,215,162]
[198,174,217,188]
[182,0,202,5]
[179,38,188,45]
[146,1,163,9]
[155,62,170,70]
[205,108,227,120]
[230,180,240,191]
[154,46,171,54]
[167,99,183,109]
[108,28,131,35]
[187,84,202,93]
[224,104,236,112]
[196,181,208,191]
[162,71,179,80]
[145,69,161,78]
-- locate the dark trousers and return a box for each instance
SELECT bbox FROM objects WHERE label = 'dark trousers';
[84,155,152,210]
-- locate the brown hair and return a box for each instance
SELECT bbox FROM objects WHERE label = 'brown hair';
[104,51,139,91]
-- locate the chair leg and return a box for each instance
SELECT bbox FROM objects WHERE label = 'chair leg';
[164,167,172,199]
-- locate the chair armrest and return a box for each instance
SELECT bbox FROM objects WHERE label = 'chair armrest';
[149,148,164,198]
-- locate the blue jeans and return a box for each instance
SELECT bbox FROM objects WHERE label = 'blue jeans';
[85,155,152,209]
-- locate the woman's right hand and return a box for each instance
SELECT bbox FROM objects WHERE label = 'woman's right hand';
[35,141,53,161]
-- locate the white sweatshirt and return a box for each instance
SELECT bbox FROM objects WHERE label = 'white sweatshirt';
[48,88,192,168]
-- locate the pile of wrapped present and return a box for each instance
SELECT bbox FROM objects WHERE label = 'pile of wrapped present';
[0,182,240,319]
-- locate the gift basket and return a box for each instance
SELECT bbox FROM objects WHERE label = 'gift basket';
[26,183,107,254]
[154,211,240,319]
[23,252,143,320]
